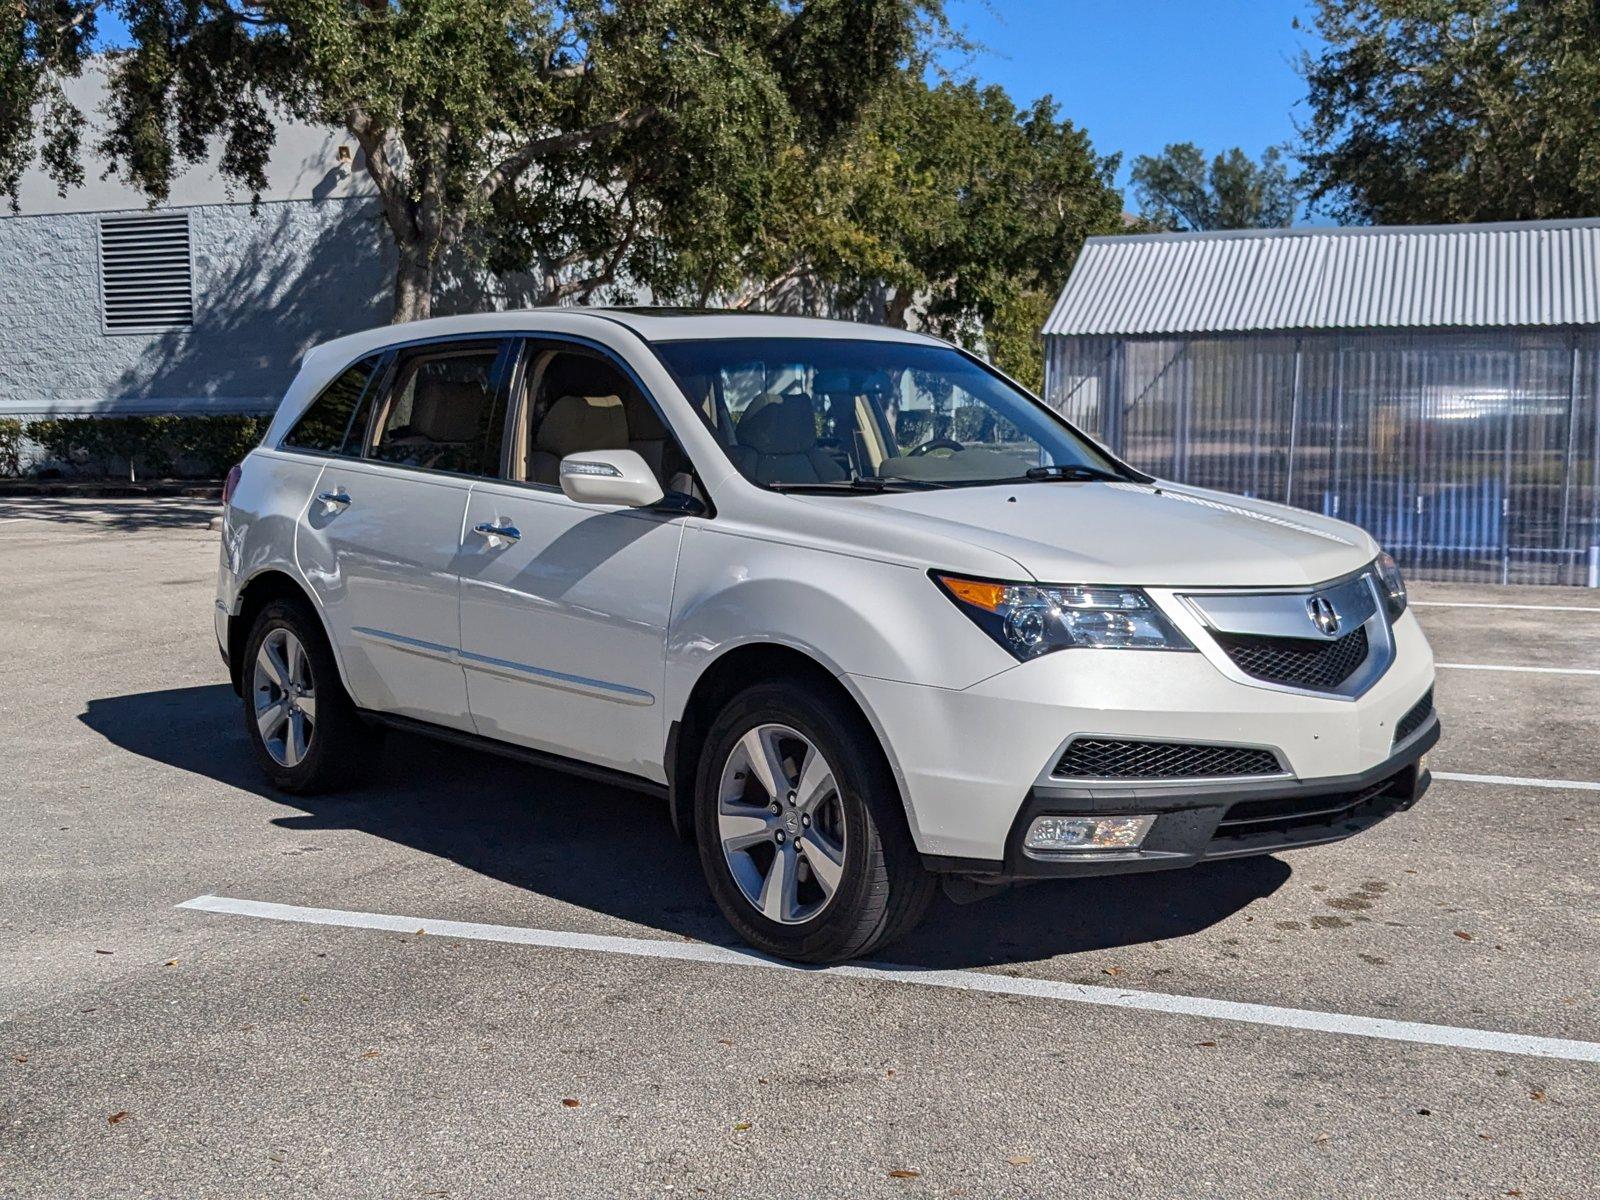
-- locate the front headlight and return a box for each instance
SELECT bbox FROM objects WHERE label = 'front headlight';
[1374,552,1407,619]
[933,573,1194,660]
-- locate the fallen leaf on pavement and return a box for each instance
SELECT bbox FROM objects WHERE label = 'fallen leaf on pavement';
[360,1050,379,1060]
[733,1122,751,1132]
[1006,1155,1033,1166]
[561,1098,581,1108]
[887,1169,920,1180]
[1453,931,1473,941]
[1530,1090,1546,1103]
[1102,966,1124,977]
[107,1112,128,1125]
[1195,1041,1217,1048]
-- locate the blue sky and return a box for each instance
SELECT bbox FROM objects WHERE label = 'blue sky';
[95,0,1320,204]
[939,0,1322,191]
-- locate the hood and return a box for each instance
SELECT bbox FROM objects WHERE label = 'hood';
[839,480,1377,588]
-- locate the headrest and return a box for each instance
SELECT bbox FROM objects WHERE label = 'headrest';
[410,379,487,442]
[860,370,894,398]
[738,392,819,456]
[812,369,858,396]
[536,394,628,457]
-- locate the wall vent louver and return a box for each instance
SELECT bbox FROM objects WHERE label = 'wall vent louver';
[99,214,193,332]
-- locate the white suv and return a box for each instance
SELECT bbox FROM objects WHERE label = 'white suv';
[216,310,1438,963]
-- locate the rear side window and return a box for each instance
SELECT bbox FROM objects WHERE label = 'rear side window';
[282,356,381,455]
[370,344,507,476]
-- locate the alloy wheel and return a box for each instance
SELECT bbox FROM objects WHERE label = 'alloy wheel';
[252,627,317,768]
[717,723,848,925]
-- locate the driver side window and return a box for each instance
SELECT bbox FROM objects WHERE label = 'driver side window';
[512,344,696,494]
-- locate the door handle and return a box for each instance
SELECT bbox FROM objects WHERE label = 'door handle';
[472,520,521,544]
[316,488,351,513]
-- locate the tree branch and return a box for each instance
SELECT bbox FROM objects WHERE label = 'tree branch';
[472,106,657,212]
[731,264,812,310]
[346,106,416,243]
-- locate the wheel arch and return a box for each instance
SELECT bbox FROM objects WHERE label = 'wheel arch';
[228,568,346,697]
[664,640,921,851]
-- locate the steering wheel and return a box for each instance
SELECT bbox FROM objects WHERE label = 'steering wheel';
[907,437,965,458]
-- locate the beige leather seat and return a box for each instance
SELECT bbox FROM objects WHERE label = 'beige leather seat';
[380,378,490,471]
[528,394,629,485]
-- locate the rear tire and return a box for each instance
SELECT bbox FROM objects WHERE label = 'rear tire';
[241,598,378,793]
[694,679,934,964]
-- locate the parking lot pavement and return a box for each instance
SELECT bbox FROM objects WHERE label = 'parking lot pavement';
[2,498,1596,1197]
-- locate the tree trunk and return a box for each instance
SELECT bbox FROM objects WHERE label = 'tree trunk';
[392,241,434,323]
[884,288,913,329]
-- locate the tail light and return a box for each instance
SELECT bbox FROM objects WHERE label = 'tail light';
[222,463,243,506]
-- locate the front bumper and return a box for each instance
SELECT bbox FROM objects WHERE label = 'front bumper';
[928,719,1436,881]
[847,608,1437,865]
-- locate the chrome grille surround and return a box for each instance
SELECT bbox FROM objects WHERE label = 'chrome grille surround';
[1174,568,1396,700]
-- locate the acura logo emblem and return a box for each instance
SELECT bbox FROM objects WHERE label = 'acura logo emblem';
[1307,595,1341,636]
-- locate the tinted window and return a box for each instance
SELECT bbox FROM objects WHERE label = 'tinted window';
[371,345,507,475]
[282,357,379,455]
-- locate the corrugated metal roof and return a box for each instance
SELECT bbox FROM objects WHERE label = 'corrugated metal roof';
[1044,218,1600,337]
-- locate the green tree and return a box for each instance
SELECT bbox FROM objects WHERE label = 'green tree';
[1,1,98,208]
[1299,0,1600,224]
[719,78,1124,385]
[1129,143,1297,231]
[5,0,929,321]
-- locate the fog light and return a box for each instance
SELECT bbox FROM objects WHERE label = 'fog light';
[1024,814,1155,853]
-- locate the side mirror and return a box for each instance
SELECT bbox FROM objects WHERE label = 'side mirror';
[559,449,665,508]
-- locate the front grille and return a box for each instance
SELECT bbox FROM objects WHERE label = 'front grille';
[1214,625,1369,691]
[1054,738,1282,779]
[1209,777,1400,847]
[1393,689,1434,745]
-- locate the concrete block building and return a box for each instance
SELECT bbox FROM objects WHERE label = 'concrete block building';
[0,65,393,422]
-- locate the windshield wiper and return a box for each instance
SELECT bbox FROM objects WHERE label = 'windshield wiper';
[1021,463,1127,483]
[765,476,939,494]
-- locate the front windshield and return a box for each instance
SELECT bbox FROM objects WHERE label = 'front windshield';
[650,336,1127,490]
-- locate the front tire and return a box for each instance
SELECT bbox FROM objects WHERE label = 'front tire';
[694,680,934,964]
[241,598,377,793]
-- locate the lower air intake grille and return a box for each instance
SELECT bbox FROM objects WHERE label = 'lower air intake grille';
[1393,689,1435,745]
[1214,626,1369,691]
[1054,738,1282,780]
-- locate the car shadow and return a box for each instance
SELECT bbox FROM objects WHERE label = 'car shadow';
[79,684,1290,970]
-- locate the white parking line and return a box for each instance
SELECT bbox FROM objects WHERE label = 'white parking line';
[1434,771,1600,792]
[1436,662,1600,676]
[1413,601,1600,613]
[178,895,1600,1065]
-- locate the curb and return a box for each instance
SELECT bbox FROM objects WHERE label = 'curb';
[0,481,222,499]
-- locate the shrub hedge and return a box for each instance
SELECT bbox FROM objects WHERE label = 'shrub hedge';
[2,414,269,481]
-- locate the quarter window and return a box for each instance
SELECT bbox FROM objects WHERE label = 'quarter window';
[371,345,507,476]
[282,356,381,455]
